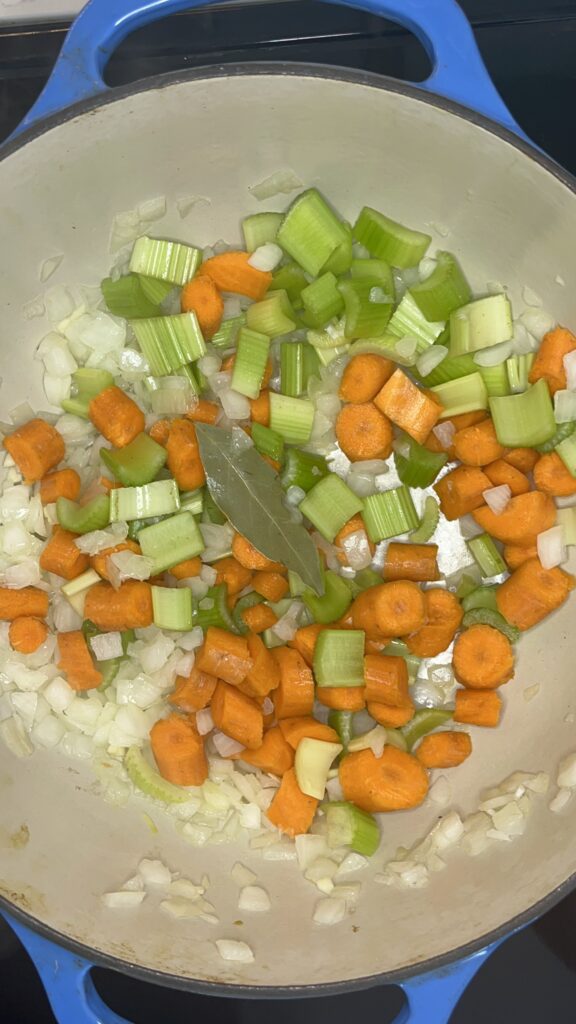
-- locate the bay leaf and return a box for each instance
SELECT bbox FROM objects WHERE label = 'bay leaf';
[195,424,324,595]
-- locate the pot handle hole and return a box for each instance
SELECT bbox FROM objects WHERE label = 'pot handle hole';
[13,0,527,140]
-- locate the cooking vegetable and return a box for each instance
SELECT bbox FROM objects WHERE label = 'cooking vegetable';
[101,432,166,487]
[484,458,530,496]
[57,630,103,691]
[9,617,48,654]
[180,276,224,340]
[56,496,110,535]
[150,713,208,787]
[496,558,575,630]
[454,688,502,728]
[453,624,514,689]
[4,418,65,483]
[349,581,425,639]
[129,235,201,285]
[211,680,263,750]
[528,326,576,394]
[273,647,314,720]
[252,571,289,602]
[39,468,81,505]
[362,486,419,543]
[39,526,90,580]
[339,353,394,403]
[267,767,319,836]
[169,666,217,712]
[434,465,491,521]
[401,709,453,750]
[278,717,340,749]
[467,533,507,577]
[317,686,366,712]
[89,386,145,448]
[339,746,429,812]
[472,490,556,546]
[406,589,463,657]
[241,726,294,775]
[313,629,365,688]
[374,369,442,444]
[84,580,154,630]
[334,402,393,463]
[353,206,431,268]
[195,627,252,686]
[452,418,505,467]
[0,586,49,621]
[415,731,472,769]
[384,543,439,582]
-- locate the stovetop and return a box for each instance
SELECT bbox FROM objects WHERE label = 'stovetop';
[1,2,576,1021]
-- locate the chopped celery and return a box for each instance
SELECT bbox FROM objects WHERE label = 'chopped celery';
[61,569,101,598]
[211,315,245,349]
[461,585,499,613]
[193,583,239,633]
[231,327,270,399]
[131,312,206,375]
[57,495,110,534]
[270,262,309,306]
[316,344,350,367]
[431,372,488,417]
[307,317,347,350]
[137,511,204,573]
[127,514,166,541]
[417,352,477,387]
[313,630,365,687]
[302,570,352,624]
[467,533,507,577]
[302,344,321,388]
[324,801,379,856]
[477,362,509,398]
[402,709,453,751]
[350,258,394,299]
[288,570,306,597]
[387,293,444,350]
[506,353,534,394]
[179,489,204,516]
[410,252,471,321]
[385,728,408,752]
[556,507,576,544]
[177,363,201,393]
[100,432,166,487]
[242,211,283,252]
[232,592,264,635]
[252,423,285,462]
[354,567,382,591]
[138,275,174,306]
[394,438,447,488]
[280,342,304,397]
[489,379,555,447]
[410,495,440,543]
[124,746,189,804]
[301,273,344,329]
[462,607,520,643]
[101,274,159,319]
[109,480,180,523]
[277,189,349,276]
[455,569,483,600]
[152,586,193,631]
[328,710,354,751]
[450,295,513,357]
[348,333,413,365]
[321,224,353,276]
[61,367,115,419]
[382,640,421,680]
[129,235,201,286]
[555,433,576,476]
[535,420,576,454]
[338,280,393,340]
[362,486,419,543]
[295,737,343,799]
[245,290,296,337]
[299,474,364,541]
[269,393,315,444]
[148,373,199,413]
[353,206,431,268]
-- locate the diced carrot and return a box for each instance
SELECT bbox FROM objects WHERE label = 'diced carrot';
[406,588,463,657]
[503,544,538,571]
[452,418,506,467]
[57,630,103,691]
[90,539,141,582]
[150,713,208,786]
[273,647,314,719]
[149,419,171,447]
[195,627,252,686]
[180,275,223,340]
[168,557,203,580]
[213,556,253,596]
[416,731,472,768]
[334,513,375,567]
[335,402,394,462]
[453,624,514,689]
[496,557,575,630]
[186,399,220,425]
[339,353,394,403]
[166,418,206,491]
[84,580,153,630]
[534,451,576,496]
[242,604,278,633]
[528,326,576,394]
[363,653,410,705]
[210,680,264,750]
[250,390,270,426]
[4,418,65,483]
[434,465,492,521]
[383,542,439,582]
[266,767,319,835]
[169,666,218,712]
[0,587,49,621]
[240,726,294,776]
[198,252,272,301]
[244,632,281,697]
[89,386,145,448]
[40,526,90,580]
[425,411,487,456]
[252,571,289,602]
[472,490,556,546]
[288,623,324,666]
[349,581,426,639]
[504,447,539,473]
[278,716,340,749]
[374,369,442,444]
[454,688,501,728]
[231,532,285,572]
[316,686,366,711]
[484,459,530,496]
[367,701,415,728]
[9,617,48,654]
[39,468,81,505]
[339,746,429,812]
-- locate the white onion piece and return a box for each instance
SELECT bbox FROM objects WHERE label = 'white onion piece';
[416,345,448,378]
[432,421,455,449]
[0,717,33,757]
[418,257,437,281]
[482,485,511,515]
[340,529,373,570]
[549,788,572,813]
[262,696,274,716]
[511,322,538,356]
[395,336,418,360]
[249,169,303,200]
[200,565,218,586]
[248,243,283,272]
[220,389,251,420]
[285,485,306,507]
[215,939,255,963]
[231,862,258,887]
[272,601,304,642]
[348,725,387,758]
[473,341,513,367]
[563,351,576,391]
[557,751,576,789]
[197,355,222,378]
[313,897,346,926]
[554,389,576,424]
[213,731,244,757]
[222,295,242,318]
[90,632,123,662]
[537,525,566,569]
[44,373,71,407]
[137,858,172,887]
[238,885,270,912]
[519,307,556,342]
[102,891,146,909]
[522,285,542,307]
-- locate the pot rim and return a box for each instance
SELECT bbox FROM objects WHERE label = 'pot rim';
[1,58,575,998]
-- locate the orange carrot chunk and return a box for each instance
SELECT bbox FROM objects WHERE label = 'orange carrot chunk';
[90,540,141,582]
[186,399,220,425]
[503,544,538,571]
[363,653,410,705]
[57,630,103,691]
[452,418,506,467]
[149,419,171,447]
[335,402,394,462]
[40,526,90,581]
[339,353,395,403]
[4,418,65,483]
[473,490,556,546]
[454,688,501,728]
[9,617,48,654]
[278,716,340,748]
[240,726,294,776]
[317,685,367,711]
[534,451,576,496]
[453,624,514,689]
[180,275,224,340]
[0,586,49,621]
[198,252,272,301]
[383,543,439,583]
[288,623,324,666]
[39,468,81,505]
[496,557,575,630]
[434,465,492,521]
[425,411,487,457]
[273,647,314,719]
[484,459,530,496]
[374,369,442,444]
[339,746,429,813]
[266,767,319,835]
[349,580,426,639]
[168,557,203,580]
[416,731,472,768]
[231,532,285,572]
[89,386,145,448]
[406,588,463,658]
[166,418,206,491]
[213,556,253,596]
[210,680,264,750]
[195,627,253,686]
[169,666,218,712]
[368,702,415,728]
[244,633,281,697]
[241,604,278,634]
[504,447,539,473]
[84,580,153,630]
[150,713,208,786]
[252,571,289,602]
[528,326,576,395]
[250,390,271,426]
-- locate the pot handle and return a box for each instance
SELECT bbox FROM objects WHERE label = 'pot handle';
[14,0,525,140]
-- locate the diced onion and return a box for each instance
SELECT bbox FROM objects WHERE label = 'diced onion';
[348,725,386,758]
[395,336,418,360]
[549,788,572,813]
[215,939,255,963]
[249,170,303,200]
[557,751,576,789]
[102,891,146,909]
[212,731,244,757]
[537,525,566,570]
[220,389,251,420]
[238,885,271,912]
[432,421,456,449]
[340,529,373,570]
[564,351,576,391]
[272,601,304,641]
[295,834,328,871]
[231,862,258,887]
[313,897,346,926]
[416,345,448,378]
[90,632,123,661]
[482,484,511,515]
[473,341,513,367]
[137,858,172,887]
[554,389,576,424]
[248,243,283,272]
[519,307,556,342]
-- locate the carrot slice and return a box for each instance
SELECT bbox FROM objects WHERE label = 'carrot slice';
[198,252,272,301]
[252,571,289,602]
[472,490,556,546]
[363,653,410,705]
[0,586,49,621]
[231,533,285,572]
[186,399,220,425]
[339,746,429,812]
[454,688,501,727]
[316,686,366,711]
[243,633,281,697]
[9,617,48,654]
[534,451,576,496]
[210,680,264,750]
[169,666,218,712]
[84,580,153,630]
[288,623,324,666]
[267,767,319,835]
[273,647,314,719]
[368,702,415,728]
[58,630,103,691]
[40,526,90,581]
[180,276,223,340]
[383,543,439,583]
[496,557,575,630]
[452,418,506,467]
[434,465,492,521]
[374,369,441,444]
[504,447,539,473]
[425,411,487,456]
[484,459,530,496]
[528,326,576,394]
[195,627,253,687]
[335,402,394,462]
[150,713,208,786]
[149,419,171,447]
[166,418,206,491]
[40,468,81,505]
[89,386,145,448]
[339,353,394,403]
[503,544,538,571]
[452,624,514,689]
[349,581,426,639]
[241,726,294,776]
[406,588,463,657]
[242,604,278,633]
[278,716,340,748]
[213,556,253,596]
[4,418,65,483]
[168,557,203,580]
[416,731,472,768]
[250,390,271,426]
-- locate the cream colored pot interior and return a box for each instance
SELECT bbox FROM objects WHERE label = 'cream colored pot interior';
[0,71,575,989]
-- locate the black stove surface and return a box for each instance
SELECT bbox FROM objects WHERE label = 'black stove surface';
[1,2,576,1020]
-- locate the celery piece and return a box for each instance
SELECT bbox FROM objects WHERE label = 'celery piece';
[288,570,306,597]
[489,379,555,447]
[211,314,245,349]
[270,262,309,307]
[148,373,199,413]
[177,363,201,394]
[461,585,499,614]
[109,479,180,523]
[535,420,576,454]
[410,252,471,321]
[152,585,193,631]
[385,728,408,752]
[348,333,413,365]
[478,362,509,398]
[324,801,379,856]
[138,275,174,306]
[179,489,204,516]
[556,507,576,545]
[100,432,166,487]
[242,212,283,252]
[301,272,344,328]
[328,710,355,753]
[62,367,115,419]
[252,423,285,462]
[129,236,201,286]
[280,342,304,397]
[315,344,350,367]
[350,258,394,299]
[417,352,477,387]
[321,224,353,276]
[354,567,382,591]
[462,607,520,643]
[137,511,204,574]
[467,533,507,577]
[269,393,315,444]
[299,474,364,542]
[101,274,160,319]
[382,639,421,680]
[245,290,296,338]
[353,206,431,268]
[125,746,189,804]
[387,293,444,350]
[231,327,270,399]
[506,353,534,394]
[431,372,489,417]
[295,737,343,798]
[362,486,418,543]
[277,189,349,276]
[339,280,393,340]
[57,495,110,534]
[313,629,365,688]
[394,438,447,489]
[302,570,352,625]
[130,312,206,375]
[127,514,166,541]
[402,709,453,751]
[193,583,239,633]
[556,433,576,477]
[410,495,440,543]
[455,569,483,600]
[450,295,513,357]
[302,343,321,389]
[232,592,264,635]
[61,569,101,598]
